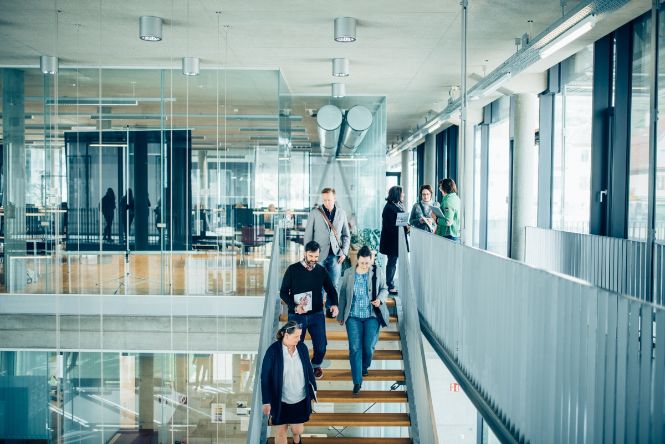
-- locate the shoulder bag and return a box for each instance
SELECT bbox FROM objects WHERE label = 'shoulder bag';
[371,265,388,327]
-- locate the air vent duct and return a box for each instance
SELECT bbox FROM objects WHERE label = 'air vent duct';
[339,105,373,154]
[316,104,343,157]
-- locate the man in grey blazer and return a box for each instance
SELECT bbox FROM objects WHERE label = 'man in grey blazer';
[304,187,350,316]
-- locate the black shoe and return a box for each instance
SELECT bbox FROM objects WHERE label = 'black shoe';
[326,309,334,318]
[293,437,302,444]
[314,367,323,379]
[352,383,361,395]
[362,369,369,377]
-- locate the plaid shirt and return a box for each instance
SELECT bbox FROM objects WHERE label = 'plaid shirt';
[349,272,373,319]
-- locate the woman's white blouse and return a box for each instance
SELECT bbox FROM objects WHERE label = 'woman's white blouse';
[281,344,306,404]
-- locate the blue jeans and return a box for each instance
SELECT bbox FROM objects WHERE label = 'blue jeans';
[322,254,342,309]
[288,311,327,368]
[345,316,380,385]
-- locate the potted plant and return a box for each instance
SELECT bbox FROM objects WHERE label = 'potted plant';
[346,228,382,268]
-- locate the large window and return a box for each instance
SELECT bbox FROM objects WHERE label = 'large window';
[551,46,594,234]
[628,16,652,240]
[487,118,510,255]
[473,126,482,247]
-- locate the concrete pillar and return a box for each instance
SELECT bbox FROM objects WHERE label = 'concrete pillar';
[424,133,437,188]
[401,149,413,208]
[138,354,154,432]
[460,110,482,246]
[3,69,27,290]
[510,94,539,260]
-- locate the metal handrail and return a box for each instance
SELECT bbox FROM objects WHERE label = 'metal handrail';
[409,228,665,443]
[397,229,439,444]
[246,227,283,444]
[524,226,664,306]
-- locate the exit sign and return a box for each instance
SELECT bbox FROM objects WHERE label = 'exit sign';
[449,382,460,392]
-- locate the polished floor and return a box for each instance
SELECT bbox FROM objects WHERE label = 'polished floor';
[0,242,302,296]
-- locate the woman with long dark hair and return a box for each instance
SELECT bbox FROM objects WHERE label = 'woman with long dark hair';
[261,321,317,444]
[379,185,406,294]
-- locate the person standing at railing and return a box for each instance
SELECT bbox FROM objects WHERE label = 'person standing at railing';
[101,188,116,242]
[337,246,390,395]
[409,184,438,233]
[261,321,317,444]
[380,185,407,295]
[280,240,339,379]
[436,178,461,241]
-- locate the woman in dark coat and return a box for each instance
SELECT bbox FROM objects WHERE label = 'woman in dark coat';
[261,321,317,444]
[379,185,406,294]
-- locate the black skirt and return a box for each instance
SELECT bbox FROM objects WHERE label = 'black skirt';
[272,397,310,425]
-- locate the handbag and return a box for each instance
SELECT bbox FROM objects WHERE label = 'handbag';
[318,207,342,255]
[371,265,388,327]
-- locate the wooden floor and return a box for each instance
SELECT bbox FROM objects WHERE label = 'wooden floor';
[0,246,301,295]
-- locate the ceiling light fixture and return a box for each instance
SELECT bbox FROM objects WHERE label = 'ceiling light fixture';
[539,15,596,59]
[481,72,512,97]
[182,57,200,76]
[332,83,346,98]
[40,56,58,75]
[332,58,350,77]
[334,17,356,42]
[139,16,163,41]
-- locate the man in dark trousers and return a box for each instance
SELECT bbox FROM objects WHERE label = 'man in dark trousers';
[280,240,339,379]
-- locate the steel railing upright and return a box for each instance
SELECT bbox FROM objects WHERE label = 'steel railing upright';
[246,227,283,444]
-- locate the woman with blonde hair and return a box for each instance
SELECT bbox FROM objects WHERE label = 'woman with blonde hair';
[261,321,317,444]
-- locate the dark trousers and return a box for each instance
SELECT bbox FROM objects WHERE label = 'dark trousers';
[345,316,380,385]
[386,255,398,290]
[103,215,113,241]
[288,311,327,368]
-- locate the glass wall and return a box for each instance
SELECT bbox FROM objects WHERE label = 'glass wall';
[551,46,594,234]
[628,16,652,240]
[0,350,256,443]
[0,67,285,295]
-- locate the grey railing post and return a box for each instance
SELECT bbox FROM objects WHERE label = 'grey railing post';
[397,229,439,444]
[247,227,282,444]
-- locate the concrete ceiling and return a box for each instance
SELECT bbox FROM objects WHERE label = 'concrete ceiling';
[0,0,584,148]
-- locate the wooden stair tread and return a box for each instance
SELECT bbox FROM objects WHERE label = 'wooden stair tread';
[267,438,411,444]
[308,412,410,427]
[322,369,405,381]
[317,390,407,403]
[279,314,398,323]
[309,330,400,341]
[312,349,402,360]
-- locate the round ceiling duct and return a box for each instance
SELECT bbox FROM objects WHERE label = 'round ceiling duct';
[341,105,373,151]
[316,104,343,156]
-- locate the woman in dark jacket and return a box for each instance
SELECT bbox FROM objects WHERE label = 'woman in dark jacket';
[261,321,317,444]
[379,185,406,294]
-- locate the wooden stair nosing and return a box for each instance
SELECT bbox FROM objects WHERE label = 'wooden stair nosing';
[310,349,402,360]
[317,389,407,403]
[321,369,405,381]
[308,330,400,341]
[308,412,410,427]
[279,314,398,323]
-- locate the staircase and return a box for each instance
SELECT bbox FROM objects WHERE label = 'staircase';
[272,298,412,443]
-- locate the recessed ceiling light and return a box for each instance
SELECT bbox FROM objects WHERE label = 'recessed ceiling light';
[332,83,346,98]
[40,56,58,75]
[334,17,356,42]
[182,57,200,76]
[139,16,162,41]
[332,58,350,77]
